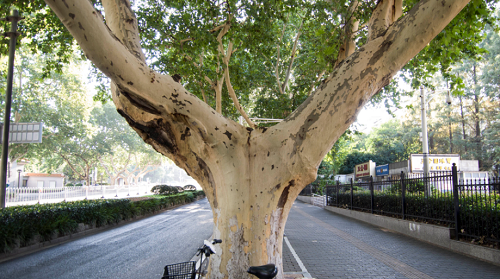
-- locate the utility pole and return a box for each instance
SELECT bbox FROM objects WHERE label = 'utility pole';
[0,10,23,208]
[420,87,431,197]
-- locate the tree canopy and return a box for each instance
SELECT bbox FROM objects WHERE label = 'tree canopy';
[1,0,497,120]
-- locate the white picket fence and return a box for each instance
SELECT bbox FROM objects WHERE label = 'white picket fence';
[5,185,154,207]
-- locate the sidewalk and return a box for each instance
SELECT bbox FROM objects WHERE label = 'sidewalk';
[282,200,500,279]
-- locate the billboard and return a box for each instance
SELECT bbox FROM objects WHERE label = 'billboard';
[0,122,43,144]
[410,154,460,172]
[355,160,376,178]
[375,164,389,176]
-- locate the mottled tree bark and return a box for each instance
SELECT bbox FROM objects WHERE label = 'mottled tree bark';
[44,0,470,277]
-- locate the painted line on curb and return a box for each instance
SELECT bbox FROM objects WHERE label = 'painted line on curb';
[284,235,312,278]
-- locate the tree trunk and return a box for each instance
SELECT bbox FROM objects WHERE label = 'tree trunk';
[205,156,306,278]
[473,63,482,169]
[459,95,467,153]
[44,0,471,277]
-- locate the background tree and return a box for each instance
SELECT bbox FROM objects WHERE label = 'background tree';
[91,102,164,184]
[0,0,79,74]
[0,46,92,177]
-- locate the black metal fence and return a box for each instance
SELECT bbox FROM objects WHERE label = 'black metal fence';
[324,164,499,247]
[457,175,499,246]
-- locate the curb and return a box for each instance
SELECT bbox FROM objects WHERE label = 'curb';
[0,196,206,263]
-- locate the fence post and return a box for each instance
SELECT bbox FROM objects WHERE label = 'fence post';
[350,178,353,210]
[401,171,406,220]
[64,187,67,201]
[336,181,339,207]
[452,163,460,241]
[370,176,374,214]
[85,186,88,200]
[38,188,41,204]
[101,185,105,199]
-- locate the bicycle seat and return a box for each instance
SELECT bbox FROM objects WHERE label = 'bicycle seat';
[247,264,277,279]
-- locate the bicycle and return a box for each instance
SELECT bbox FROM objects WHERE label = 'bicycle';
[162,239,277,279]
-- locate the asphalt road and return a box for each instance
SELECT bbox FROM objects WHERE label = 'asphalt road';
[0,198,214,279]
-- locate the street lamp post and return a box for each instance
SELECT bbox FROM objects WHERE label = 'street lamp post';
[17,169,21,188]
[0,10,23,208]
[446,91,453,153]
[420,87,430,177]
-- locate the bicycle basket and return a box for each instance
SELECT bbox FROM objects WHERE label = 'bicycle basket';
[162,261,196,279]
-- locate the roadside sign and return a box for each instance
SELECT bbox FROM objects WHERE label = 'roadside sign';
[410,154,460,172]
[376,164,389,176]
[355,160,376,178]
[0,122,43,144]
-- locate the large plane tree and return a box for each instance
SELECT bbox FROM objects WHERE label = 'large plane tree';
[5,0,494,278]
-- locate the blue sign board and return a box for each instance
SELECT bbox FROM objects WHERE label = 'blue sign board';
[376,164,389,176]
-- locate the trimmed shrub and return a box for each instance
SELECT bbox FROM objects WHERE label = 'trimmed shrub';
[183,185,196,191]
[175,186,184,193]
[151,185,179,195]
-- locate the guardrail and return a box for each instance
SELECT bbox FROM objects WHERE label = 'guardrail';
[5,185,154,207]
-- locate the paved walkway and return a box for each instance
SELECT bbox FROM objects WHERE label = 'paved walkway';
[282,201,500,279]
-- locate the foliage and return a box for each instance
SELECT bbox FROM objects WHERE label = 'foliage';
[0,45,92,168]
[399,0,498,91]
[0,0,78,75]
[0,44,167,184]
[0,191,205,253]
[89,102,165,185]
[151,185,180,195]
[331,22,500,173]
[133,0,498,117]
[2,1,497,116]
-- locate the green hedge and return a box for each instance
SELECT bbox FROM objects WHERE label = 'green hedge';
[333,190,500,244]
[0,191,205,253]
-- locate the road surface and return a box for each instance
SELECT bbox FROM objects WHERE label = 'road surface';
[0,198,214,279]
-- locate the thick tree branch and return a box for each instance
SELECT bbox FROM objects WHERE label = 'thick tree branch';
[205,75,225,113]
[335,1,359,68]
[223,42,256,128]
[102,0,146,62]
[216,16,255,127]
[367,0,403,41]
[307,69,327,96]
